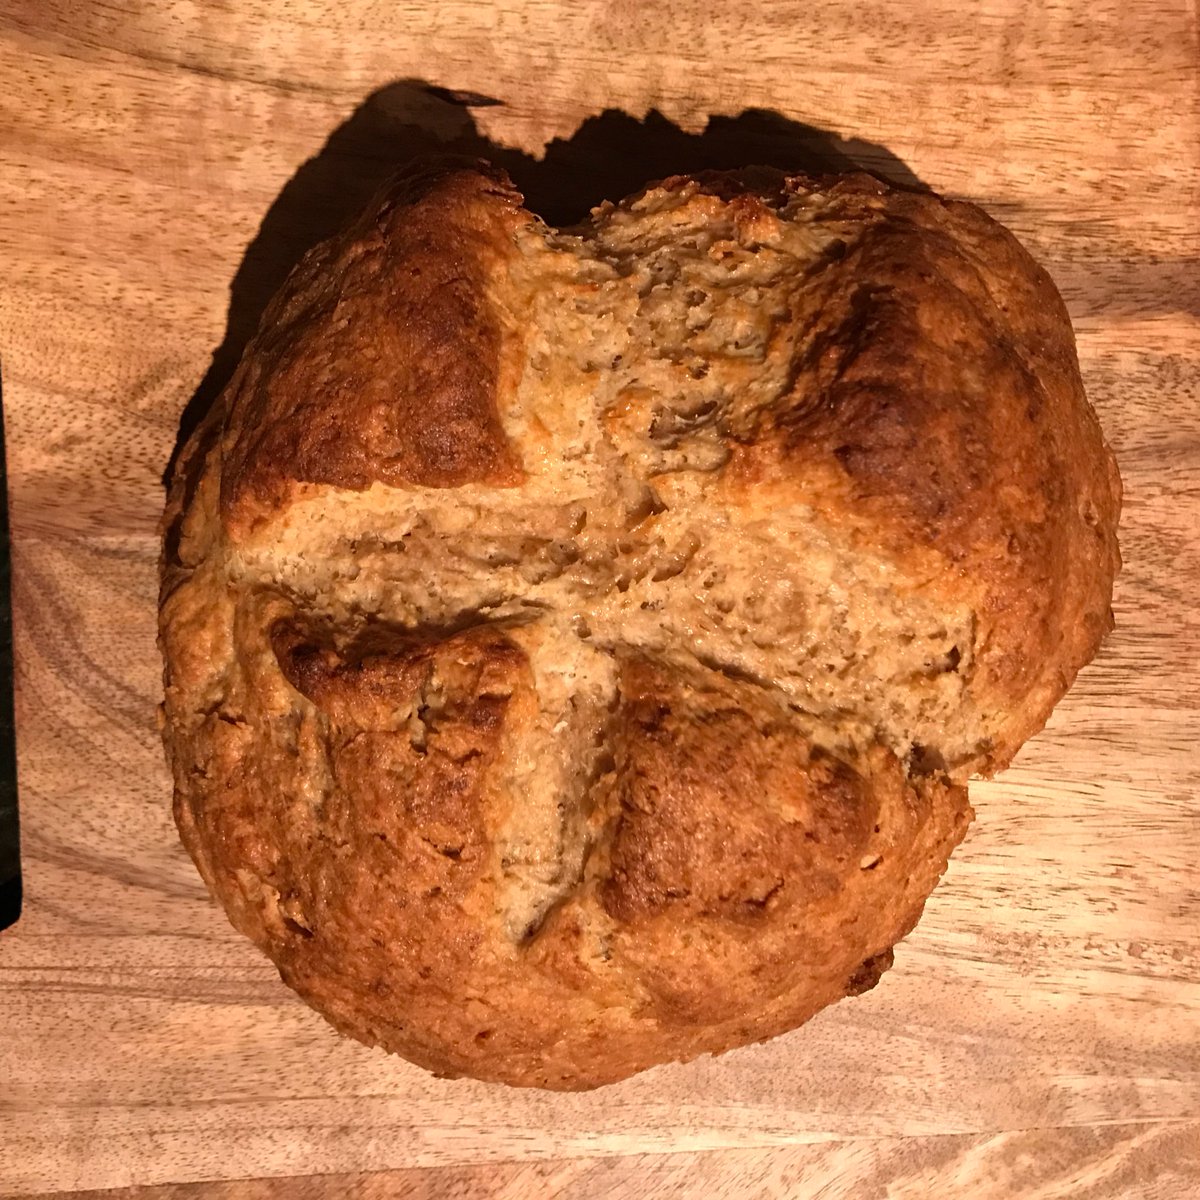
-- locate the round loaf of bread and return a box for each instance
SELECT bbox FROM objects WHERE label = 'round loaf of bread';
[160,163,1121,1089]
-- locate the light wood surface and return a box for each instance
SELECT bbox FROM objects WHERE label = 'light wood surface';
[1,0,1198,1196]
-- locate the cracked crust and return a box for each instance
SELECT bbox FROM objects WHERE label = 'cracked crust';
[160,163,1120,1089]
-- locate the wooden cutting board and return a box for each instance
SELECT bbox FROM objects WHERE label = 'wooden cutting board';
[2,1,1198,1196]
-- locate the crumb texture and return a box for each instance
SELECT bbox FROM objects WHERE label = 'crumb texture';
[160,163,1121,1089]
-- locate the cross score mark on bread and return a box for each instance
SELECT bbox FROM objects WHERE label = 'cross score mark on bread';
[159,164,1120,1089]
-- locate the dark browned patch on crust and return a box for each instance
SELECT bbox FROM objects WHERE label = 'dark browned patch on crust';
[726,181,1070,542]
[601,659,877,926]
[220,164,528,533]
[845,948,895,995]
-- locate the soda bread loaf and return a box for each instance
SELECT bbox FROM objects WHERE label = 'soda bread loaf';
[159,163,1121,1089]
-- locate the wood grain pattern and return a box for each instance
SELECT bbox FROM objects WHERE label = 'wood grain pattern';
[34,1123,1200,1200]
[1,0,1197,1195]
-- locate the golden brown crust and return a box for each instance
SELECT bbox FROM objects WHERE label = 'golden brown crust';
[712,172,1121,770]
[160,163,1120,1089]
[601,659,877,926]
[167,621,971,1087]
[219,164,527,534]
